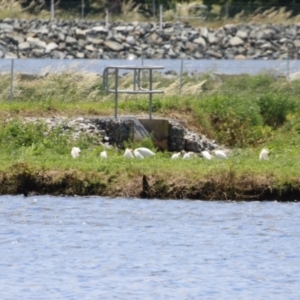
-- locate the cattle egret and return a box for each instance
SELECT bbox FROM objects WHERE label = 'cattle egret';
[100,151,108,159]
[100,142,112,150]
[124,148,134,158]
[259,148,269,161]
[182,151,196,159]
[213,149,227,159]
[201,150,212,160]
[134,147,155,157]
[71,147,81,158]
[133,149,144,159]
[171,152,181,159]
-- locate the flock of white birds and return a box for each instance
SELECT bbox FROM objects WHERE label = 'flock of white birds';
[71,146,270,161]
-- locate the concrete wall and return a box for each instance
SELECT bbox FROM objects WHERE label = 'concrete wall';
[138,118,170,150]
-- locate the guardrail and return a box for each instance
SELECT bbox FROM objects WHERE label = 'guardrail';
[103,65,164,119]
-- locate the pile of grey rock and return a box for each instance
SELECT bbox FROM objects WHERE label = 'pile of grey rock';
[169,120,218,152]
[0,18,299,59]
[26,116,133,148]
[24,116,218,152]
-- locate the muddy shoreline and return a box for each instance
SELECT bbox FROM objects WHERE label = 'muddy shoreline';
[1,165,299,201]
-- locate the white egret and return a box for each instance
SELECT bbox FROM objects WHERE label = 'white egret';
[134,147,155,157]
[71,147,81,158]
[201,150,212,160]
[212,149,227,159]
[100,142,112,150]
[182,151,196,159]
[133,149,144,159]
[171,152,181,159]
[100,151,107,159]
[124,148,134,159]
[259,148,269,161]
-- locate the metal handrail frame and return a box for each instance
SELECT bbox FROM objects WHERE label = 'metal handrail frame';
[103,65,164,119]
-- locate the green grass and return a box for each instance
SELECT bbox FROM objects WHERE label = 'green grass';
[0,70,300,198]
[1,133,299,196]
[1,71,300,147]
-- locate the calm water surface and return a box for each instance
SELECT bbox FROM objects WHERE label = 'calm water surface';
[0,58,297,76]
[0,195,299,299]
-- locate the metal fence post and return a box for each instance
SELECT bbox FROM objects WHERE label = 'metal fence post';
[149,69,153,119]
[10,59,14,101]
[114,69,119,119]
[10,0,12,18]
[159,5,163,30]
[176,5,180,20]
[141,53,144,86]
[179,58,183,96]
[81,0,85,19]
[287,51,290,80]
[51,0,55,20]
[225,1,229,19]
[105,9,109,30]
[152,0,156,17]
[286,41,290,80]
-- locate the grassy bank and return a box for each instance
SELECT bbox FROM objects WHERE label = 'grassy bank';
[1,70,300,200]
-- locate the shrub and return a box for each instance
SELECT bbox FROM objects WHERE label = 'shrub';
[0,120,94,156]
[257,93,297,128]
[195,95,264,146]
[221,72,277,95]
[0,120,46,149]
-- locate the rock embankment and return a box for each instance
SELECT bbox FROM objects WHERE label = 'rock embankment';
[24,116,218,152]
[0,19,299,59]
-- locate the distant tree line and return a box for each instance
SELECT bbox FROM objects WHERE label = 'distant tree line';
[202,0,300,4]
[19,0,300,15]
[203,0,300,17]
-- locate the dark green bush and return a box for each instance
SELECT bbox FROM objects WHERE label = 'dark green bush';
[257,93,297,128]
[194,95,264,146]
[0,120,46,148]
[0,120,95,156]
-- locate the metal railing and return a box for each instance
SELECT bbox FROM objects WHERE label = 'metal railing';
[103,65,164,119]
[4,55,300,101]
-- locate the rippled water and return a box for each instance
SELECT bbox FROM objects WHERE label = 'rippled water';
[0,195,299,299]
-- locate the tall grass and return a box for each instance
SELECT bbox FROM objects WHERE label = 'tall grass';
[2,0,300,26]
[1,97,300,198]
[1,70,300,149]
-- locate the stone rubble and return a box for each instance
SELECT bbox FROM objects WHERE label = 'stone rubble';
[24,116,218,152]
[0,19,299,59]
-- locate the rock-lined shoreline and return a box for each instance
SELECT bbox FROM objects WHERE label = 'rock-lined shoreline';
[0,19,299,59]
[23,116,219,152]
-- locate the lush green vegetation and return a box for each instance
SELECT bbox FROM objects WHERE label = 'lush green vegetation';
[18,0,300,15]
[2,0,300,25]
[0,71,300,199]
[3,70,299,147]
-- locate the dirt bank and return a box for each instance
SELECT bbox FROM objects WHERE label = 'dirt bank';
[2,163,299,201]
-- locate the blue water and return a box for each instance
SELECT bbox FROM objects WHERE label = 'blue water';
[0,195,299,299]
[0,58,297,76]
